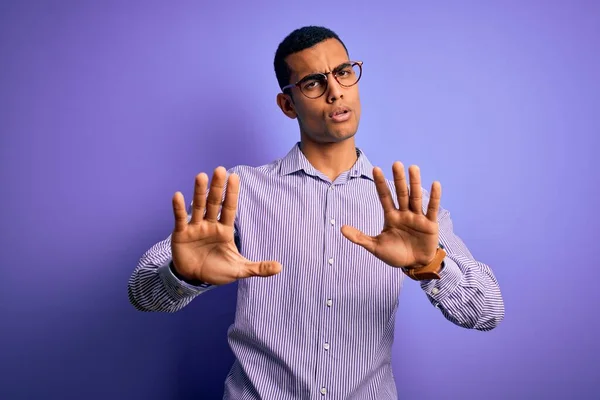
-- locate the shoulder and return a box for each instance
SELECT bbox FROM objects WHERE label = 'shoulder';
[225,157,284,188]
[228,158,282,177]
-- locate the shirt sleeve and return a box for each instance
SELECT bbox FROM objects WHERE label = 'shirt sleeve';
[127,233,217,313]
[419,207,505,331]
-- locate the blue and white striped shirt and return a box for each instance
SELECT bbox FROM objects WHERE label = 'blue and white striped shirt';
[128,142,504,399]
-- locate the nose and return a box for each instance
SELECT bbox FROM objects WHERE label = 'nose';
[326,76,344,103]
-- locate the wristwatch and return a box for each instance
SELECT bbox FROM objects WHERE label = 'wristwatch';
[401,244,446,281]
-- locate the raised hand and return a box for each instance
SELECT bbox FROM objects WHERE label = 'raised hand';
[170,167,282,285]
[341,162,441,269]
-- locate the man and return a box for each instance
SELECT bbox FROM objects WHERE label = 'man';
[128,26,504,399]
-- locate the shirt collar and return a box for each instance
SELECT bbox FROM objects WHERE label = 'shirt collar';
[279,141,374,181]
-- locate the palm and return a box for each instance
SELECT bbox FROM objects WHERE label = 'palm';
[172,222,245,285]
[341,162,441,269]
[170,168,281,285]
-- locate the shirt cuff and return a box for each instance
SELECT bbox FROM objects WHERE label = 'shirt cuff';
[419,256,463,303]
[158,259,215,299]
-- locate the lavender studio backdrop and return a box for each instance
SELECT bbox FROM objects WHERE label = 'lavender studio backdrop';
[1,1,598,399]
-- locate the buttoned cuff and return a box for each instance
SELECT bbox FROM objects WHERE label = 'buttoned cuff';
[420,256,462,303]
[158,259,215,299]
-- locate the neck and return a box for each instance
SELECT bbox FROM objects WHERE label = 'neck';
[299,135,358,182]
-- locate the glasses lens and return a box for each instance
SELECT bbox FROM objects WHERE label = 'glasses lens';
[336,63,362,87]
[299,75,328,99]
[297,63,362,98]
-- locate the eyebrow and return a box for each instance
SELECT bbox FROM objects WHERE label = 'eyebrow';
[297,61,352,82]
[332,61,352,72]
[298,72,325,83]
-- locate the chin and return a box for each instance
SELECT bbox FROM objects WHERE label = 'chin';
[330,125,358,140]
[327,131,357,144]
[302,122,358,144]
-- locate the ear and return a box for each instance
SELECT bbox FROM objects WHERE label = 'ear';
[276,93,297,119]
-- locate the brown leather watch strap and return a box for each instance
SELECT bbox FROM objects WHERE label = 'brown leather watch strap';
[402,247,446,281]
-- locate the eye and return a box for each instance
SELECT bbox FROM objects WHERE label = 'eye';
[336,66,353,78]
[302,79,322,90]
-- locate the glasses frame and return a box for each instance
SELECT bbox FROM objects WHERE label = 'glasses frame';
[281,60,363,99]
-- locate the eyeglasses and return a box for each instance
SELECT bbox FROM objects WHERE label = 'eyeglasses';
[281,60,363,99]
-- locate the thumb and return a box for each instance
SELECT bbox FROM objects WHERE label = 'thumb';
[241,260,283,278]
[341,225,376,254]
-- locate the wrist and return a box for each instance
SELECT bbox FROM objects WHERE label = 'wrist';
[169,260,205,286]
[402,245,446,281]
[413,253,437,269]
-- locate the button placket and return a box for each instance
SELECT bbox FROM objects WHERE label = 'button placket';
[316,182,338,393]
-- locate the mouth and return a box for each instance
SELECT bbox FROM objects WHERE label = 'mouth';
[329,107,351,123]
[329,107,350,118]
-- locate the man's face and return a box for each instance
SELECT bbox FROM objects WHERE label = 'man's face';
[278,38,362,144]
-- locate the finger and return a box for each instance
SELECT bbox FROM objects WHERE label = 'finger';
[219,173,239,226]
[373,167,396,213]
[172,192,188,232]
[190,173,208,224]
[392,161,409,211]
[205,166,227,221]
[408,165,423,214]
[426,181,442,222]
[341,225,377,254]
[242,260,283,278]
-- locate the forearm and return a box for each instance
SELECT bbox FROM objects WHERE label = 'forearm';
[420,253,504,330]
[419,210,505,330]
[127,235,214,313]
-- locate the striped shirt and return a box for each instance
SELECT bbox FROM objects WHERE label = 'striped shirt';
[128,142,504,399]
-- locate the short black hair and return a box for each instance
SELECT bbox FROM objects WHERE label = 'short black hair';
[274,26,348,92]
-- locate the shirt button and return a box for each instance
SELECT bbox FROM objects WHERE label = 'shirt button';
[176,288,184,295]
[329,185,334,190]
[324,343,330,350]
[330,218,335,225]
[320,387,327,395]
[326,299,332,307]
[328,258,334,265]
[431,287,440,295]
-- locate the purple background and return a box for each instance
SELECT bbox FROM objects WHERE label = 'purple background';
[1,1,598,399]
